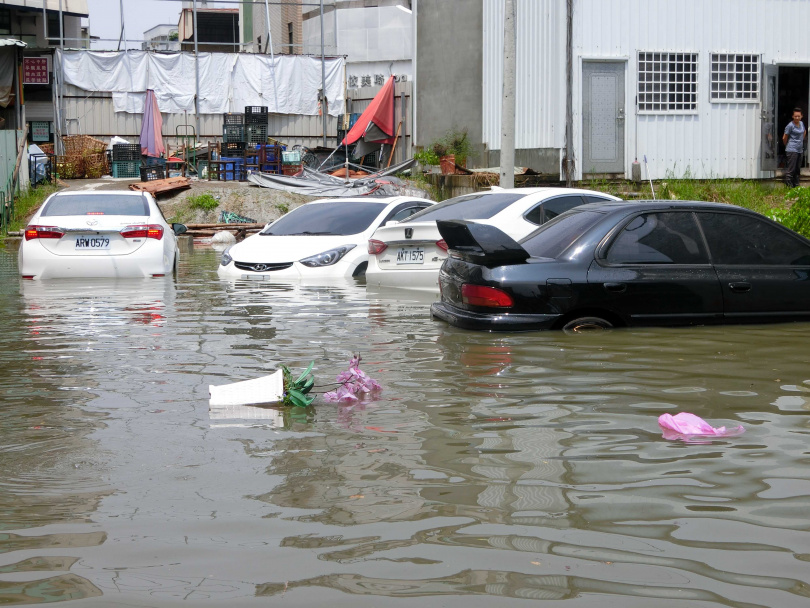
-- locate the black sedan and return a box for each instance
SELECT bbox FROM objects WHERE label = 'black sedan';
[430,200,810,332]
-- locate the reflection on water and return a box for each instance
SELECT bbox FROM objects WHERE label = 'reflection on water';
[1,246,810,606]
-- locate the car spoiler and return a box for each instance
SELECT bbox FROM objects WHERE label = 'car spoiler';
[436,220,530,265]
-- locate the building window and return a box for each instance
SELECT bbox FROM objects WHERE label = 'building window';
[47,12,63,46]
[710,53,759,102]
[0,8,12,35]
[638,52,698,113]
[287,22,293,54]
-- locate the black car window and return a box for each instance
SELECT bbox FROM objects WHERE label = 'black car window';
[524,195,585,225]
[41,194,149,216]
[260,201,387,236]
[697,212,810,265]
[387,203,431,223]
[586,195,614,203]
[402,193,525,222]
[606,212,709,265]
[521,210,606,259]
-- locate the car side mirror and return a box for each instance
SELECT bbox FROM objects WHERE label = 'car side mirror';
[172,223,188,235]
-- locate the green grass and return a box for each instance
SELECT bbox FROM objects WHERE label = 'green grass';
[186,192,219,211]
[583,176,810,238]
[4,183,60,235]
[275,202,289,215]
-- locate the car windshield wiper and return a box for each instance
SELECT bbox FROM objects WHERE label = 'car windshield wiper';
[286,231,335,236]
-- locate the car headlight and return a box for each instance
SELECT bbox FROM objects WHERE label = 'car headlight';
[299,245,356,267]
[220,247,233,266]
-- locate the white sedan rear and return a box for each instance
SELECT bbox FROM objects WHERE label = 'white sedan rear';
[217,196,434,281]
[19,190,185,280]
[366,187,622,293]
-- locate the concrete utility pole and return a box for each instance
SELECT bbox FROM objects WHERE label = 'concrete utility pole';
[192,0,201,141]
[500,0,516,188]
[564,0,574,186]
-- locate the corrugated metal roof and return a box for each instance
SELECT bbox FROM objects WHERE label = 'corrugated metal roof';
[0,1,89,17]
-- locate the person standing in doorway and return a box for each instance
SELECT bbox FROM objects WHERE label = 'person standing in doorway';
[782,107,807,188]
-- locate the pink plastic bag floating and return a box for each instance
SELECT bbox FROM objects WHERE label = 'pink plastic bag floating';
[658,412,745,442]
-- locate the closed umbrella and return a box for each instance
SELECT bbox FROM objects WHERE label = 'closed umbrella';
[140,89,165,158]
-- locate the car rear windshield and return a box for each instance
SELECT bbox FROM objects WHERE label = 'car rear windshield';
[41,194,149,217]
[520,210,606,259]
[260,201,387,236]
[402,193,525,222]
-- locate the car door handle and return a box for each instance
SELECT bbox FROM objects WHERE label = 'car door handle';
[728,282,751,293]
[604,282,627,293]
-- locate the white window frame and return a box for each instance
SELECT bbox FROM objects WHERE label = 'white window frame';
[710,53,760,103]
[637,51,699,114]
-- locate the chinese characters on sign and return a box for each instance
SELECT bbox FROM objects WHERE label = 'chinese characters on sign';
[31,122,50,142]
[349,74,408,88]
[23,58,50,85]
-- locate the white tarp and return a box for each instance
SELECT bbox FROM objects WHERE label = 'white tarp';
[59,50,345,116]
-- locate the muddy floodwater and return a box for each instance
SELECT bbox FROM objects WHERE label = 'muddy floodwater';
[1,244,809,607]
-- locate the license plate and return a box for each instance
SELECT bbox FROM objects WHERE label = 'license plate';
[241,274,268,280]
[396,247,425,264]
[75,236,110,250]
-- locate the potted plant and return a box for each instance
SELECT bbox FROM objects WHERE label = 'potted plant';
[415,130,473,175]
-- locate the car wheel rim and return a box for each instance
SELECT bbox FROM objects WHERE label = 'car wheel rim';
[563,317,612,333]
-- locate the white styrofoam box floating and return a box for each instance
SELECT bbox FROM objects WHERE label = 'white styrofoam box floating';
[209,369,284,407]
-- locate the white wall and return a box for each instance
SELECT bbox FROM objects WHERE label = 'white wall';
[302,4,412,63]
[483,0,810,180]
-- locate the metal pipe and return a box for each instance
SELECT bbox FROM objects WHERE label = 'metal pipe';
[320,0,327,148]
[58,0,65,150]
[192,0,201,142]
[117,0,125,50]
[263,0,271,53]
[41,0,47,48]
[499,0,516,188]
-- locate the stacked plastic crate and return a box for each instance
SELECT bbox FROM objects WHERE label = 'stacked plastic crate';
[111,144,141,178]
[245,143,283,174]
[245,106,268,144]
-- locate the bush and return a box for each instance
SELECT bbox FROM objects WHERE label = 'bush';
[768,187,810,238]
[186,193,219,211]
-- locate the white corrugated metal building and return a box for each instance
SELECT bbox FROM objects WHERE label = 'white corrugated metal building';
[478,0,807,180]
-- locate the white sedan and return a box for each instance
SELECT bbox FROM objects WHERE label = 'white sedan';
[19,190,186,280]
[217,196,434,281]
[366,187,622,293]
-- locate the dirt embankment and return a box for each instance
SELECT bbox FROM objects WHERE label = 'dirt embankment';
[61,178,318,225]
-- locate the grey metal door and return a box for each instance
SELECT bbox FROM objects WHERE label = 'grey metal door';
[760,64,778,172]
[583,61,625,174]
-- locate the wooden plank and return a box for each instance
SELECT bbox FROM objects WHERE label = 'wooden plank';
[129,177,192,196]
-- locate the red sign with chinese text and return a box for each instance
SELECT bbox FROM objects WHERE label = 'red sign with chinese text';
[23,58,50,85]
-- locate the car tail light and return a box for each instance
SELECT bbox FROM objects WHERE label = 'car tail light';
[368,239,388,255]
[24,225,65,241]
[436,239,448,252]
[121,224,164,240]
[461,284,514,308]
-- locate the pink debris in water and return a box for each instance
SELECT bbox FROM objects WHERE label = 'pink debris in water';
[323,355,382,404]
[658,412,745,442]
